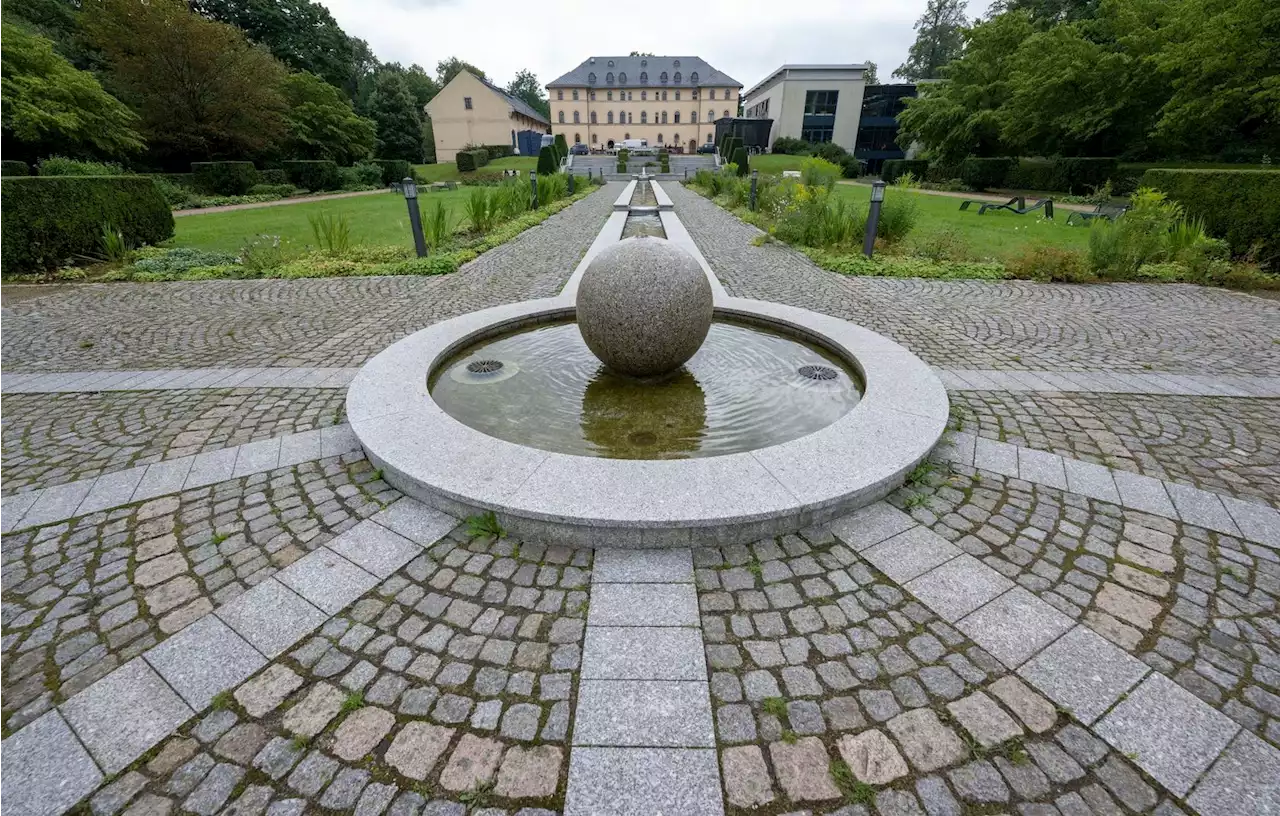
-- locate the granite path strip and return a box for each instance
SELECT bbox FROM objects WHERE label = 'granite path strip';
[565,548,725,816]
[1,367,359,394]
[0,424,363,533]
[938,368,1280,397]
[936,430,1280,549]
[831,501,1280,814]
[0,497,456,816]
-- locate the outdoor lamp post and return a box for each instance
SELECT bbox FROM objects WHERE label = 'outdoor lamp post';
[568,172,575,194]
[530,171,539,210]
[863,180,886,258]
[749,168,759,211]
[402,177,427,258]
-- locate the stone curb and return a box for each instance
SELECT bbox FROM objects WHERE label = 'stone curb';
[1,367,359,394]
[939,368,1280,398]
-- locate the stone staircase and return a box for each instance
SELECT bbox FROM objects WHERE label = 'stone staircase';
[568,153,717,182]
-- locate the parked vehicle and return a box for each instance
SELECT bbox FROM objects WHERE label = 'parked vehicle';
[570,143,589,155]
[540,134,555,150]
[619,138,654,155]
[696,143,717,154]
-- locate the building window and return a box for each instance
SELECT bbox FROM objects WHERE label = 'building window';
[674,111,680,123]
[625,132,630,139]
[691,111,697,123]
[674,71,681,84]
[627,91,633,101]
[690,71,699,84]
[573,110,580,123]
[572,89,579,100]
[661,111,667,124]
[593,133,598,143]
[661,90,667,101]
[463,97,472,109]
[558,111,565,123]
[660,71,668,83]
[591,111,597,124]
[657,133,663,143]
[709,89,716,100]
[618,72,627,83]
[706,132,714,142]
[627,112,633,124]
[804,90,839,115]
[674,132,680,144]
[675,90,681,100]
[641,59,647,66]
[607,111,614,124]
[640,72,648,84]
[674,59,680,67]
[641,111,647,123]
[641,90,646,100]
[608,59,614,67]
[801,126,834,142]
[574,132,581,143]
[606,72,614,84]
[588,72,596,84]
[692,90,698,100]
[557,90,564,100]
[607,90,613,100]
[590,91,596,100]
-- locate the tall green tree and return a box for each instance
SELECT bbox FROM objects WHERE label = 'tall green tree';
[191,0,355,92]
[863,61,880,85]
[82,0,288,165]
[281,72,376,164]
[368,71,423,161]
[506,69,551,119]
[1,21,143,161]
[894,0,968,80]
[988,0,1100,25]
[436,57,485,87]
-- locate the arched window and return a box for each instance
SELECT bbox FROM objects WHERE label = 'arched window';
[574,132,581,143]
[590,111,597,124]
[690,71,699,84]
[573,110,580,123]
[661,111,667,124]
[608,59,615,67]
[691,111,697,123]
[619,109,625,122]
[641,111,647,123]
[692,90,699,100]
[673,59,681,67]
[674,132,680,144]
[641,59,647,67]
[660,71,668,83]
[627,112,633,124]
[661,90,667,101]
[657,133,663,144]
[641,90,646,100]
[618,72,627,83]
[675,90,681,100]
[607,111,614,123]
[607,90,613,100]
[572,89,579,100]
[640,72,648,84]
[674,111,680,123]
[558,111,565,123]
[625,132,630,139]
[606,72,614,84]
[673,71,681,84]
[588,72,596,84]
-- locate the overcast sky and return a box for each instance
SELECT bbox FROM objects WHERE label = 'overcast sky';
[317,0,992,92]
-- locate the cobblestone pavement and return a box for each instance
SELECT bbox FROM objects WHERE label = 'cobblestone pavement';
[0,184,622,373]
[950,391,1280,507]
[1,454,389,736]
[82,526,589,816]
[2,388,346,493]
[898,459,1280,752]
[666,183,1280,376]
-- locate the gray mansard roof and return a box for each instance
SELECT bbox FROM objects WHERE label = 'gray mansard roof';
[547,56,742,90]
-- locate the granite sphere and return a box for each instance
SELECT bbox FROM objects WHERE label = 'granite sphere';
[576,236,714,378]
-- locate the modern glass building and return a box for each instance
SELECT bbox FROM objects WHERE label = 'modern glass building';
[854,84,918,174]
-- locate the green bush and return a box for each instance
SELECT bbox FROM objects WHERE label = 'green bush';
[732,147,749,177]
[478,144,515,159]
[770,137,809,155]
[1142,169,1280,265]
[472,148,491,167]
[882,159,929,184]
[2,160,30,176]
[1005,158,1118,194]
[130,247,239,276]
[260,169,288,185]
[191,161,259,195]
[1088,187,1228,276]
[247,183,297,196]
[1,176,174,275]
[39,156,127,176]
[455,149,491,172]
[800,157,841,189]
[370,159,410,185]
[339,163,383,189]
[282,160,341,192]
[617,159,626,173]
[839,156,862,179]
[554,134,568,160]
[537,146,558,175]
[812,142,850,164]
[959,157,1017,190]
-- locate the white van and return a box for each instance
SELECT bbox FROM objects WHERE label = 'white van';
[618,138,654,154]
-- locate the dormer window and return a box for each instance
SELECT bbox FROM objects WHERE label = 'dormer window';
[607,60,615,67]
[674,72,681,84]
[618,72,627,83]
[641,59,647,66]
[690,71,699,84]
[606,72,614,84]
[673,59,681,67]
[588,72,596,84]
[640,72,648,84]
[660,71,668,83]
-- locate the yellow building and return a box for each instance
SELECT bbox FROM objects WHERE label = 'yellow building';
[425,69,551,163]
[547,56,742,153]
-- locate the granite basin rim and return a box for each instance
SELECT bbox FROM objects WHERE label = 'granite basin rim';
[347,297,948,547]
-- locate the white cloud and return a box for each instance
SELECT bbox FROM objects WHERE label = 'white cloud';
[317,0,991,90]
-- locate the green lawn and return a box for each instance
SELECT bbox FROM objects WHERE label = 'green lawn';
[413,156,537,183]
[747,154,808,174]
[832,184,1091,261]
[172,188,472,253]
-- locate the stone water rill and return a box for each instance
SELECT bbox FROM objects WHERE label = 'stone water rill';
[575,237,713,378]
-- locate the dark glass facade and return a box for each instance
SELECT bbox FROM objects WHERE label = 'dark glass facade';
[855,84,916,174]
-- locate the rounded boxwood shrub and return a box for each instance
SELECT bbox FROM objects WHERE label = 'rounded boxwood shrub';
[191,161,259,195]
[537,145,558,176]
[770,136,808,155]
[1,176,174,275]
[370,159,410,186]
[282,160,341,192]
[2,160,30,176]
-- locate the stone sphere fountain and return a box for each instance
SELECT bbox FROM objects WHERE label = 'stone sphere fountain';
[575,237,713,378]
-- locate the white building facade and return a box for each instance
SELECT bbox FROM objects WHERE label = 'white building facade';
[741,64,869,153]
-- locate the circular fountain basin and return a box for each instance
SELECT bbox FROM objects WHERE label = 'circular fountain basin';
[347,297,949,548]
[429,319,863,459]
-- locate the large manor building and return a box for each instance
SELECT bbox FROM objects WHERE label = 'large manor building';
[547,56,742,153]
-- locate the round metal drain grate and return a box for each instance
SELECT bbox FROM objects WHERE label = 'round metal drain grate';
[466,359,505,374]
[798,364,839,381]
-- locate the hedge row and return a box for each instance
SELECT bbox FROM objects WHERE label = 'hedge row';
[370,159,410,186]
[1005,158,1117,194]
[191,161,258,195]
[2,160,31,176]
[1,176,174,276]
[1144,169,1279,264]
[282,160,341,192]
[478,144,514,159]
[456,149,490,172]
[959,158,1018,191]
[882,159,929,184]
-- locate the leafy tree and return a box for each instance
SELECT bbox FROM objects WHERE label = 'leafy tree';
[368,71,423,161]
[1,22,143,161]
[436,57,485,87]
[988,0,1100,25]
[82,0,288,165]
[864,61,880,85]
[629,51,655,56]
[281,72,376,164]
[894,0,968,80]
[191,0,355,92]
[2,0,83,61]
[400,64,441,110]
[507,69,551,119]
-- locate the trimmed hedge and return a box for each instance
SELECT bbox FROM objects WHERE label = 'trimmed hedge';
[2,160,31,176]
[191,161,259,195]
[1004,157,1118,194]
[370,159,411,186]
[478,144,514,159]
[732,147,749,177]
[536,146,558,175]
[1144,169,1280,264]
[456,149,490,173]
[554,134,568,162]
[260,169,288,185]
[882,159,929,183]
[960,157,1018,191]
[2,176,174,275]
[282,160,341,191]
